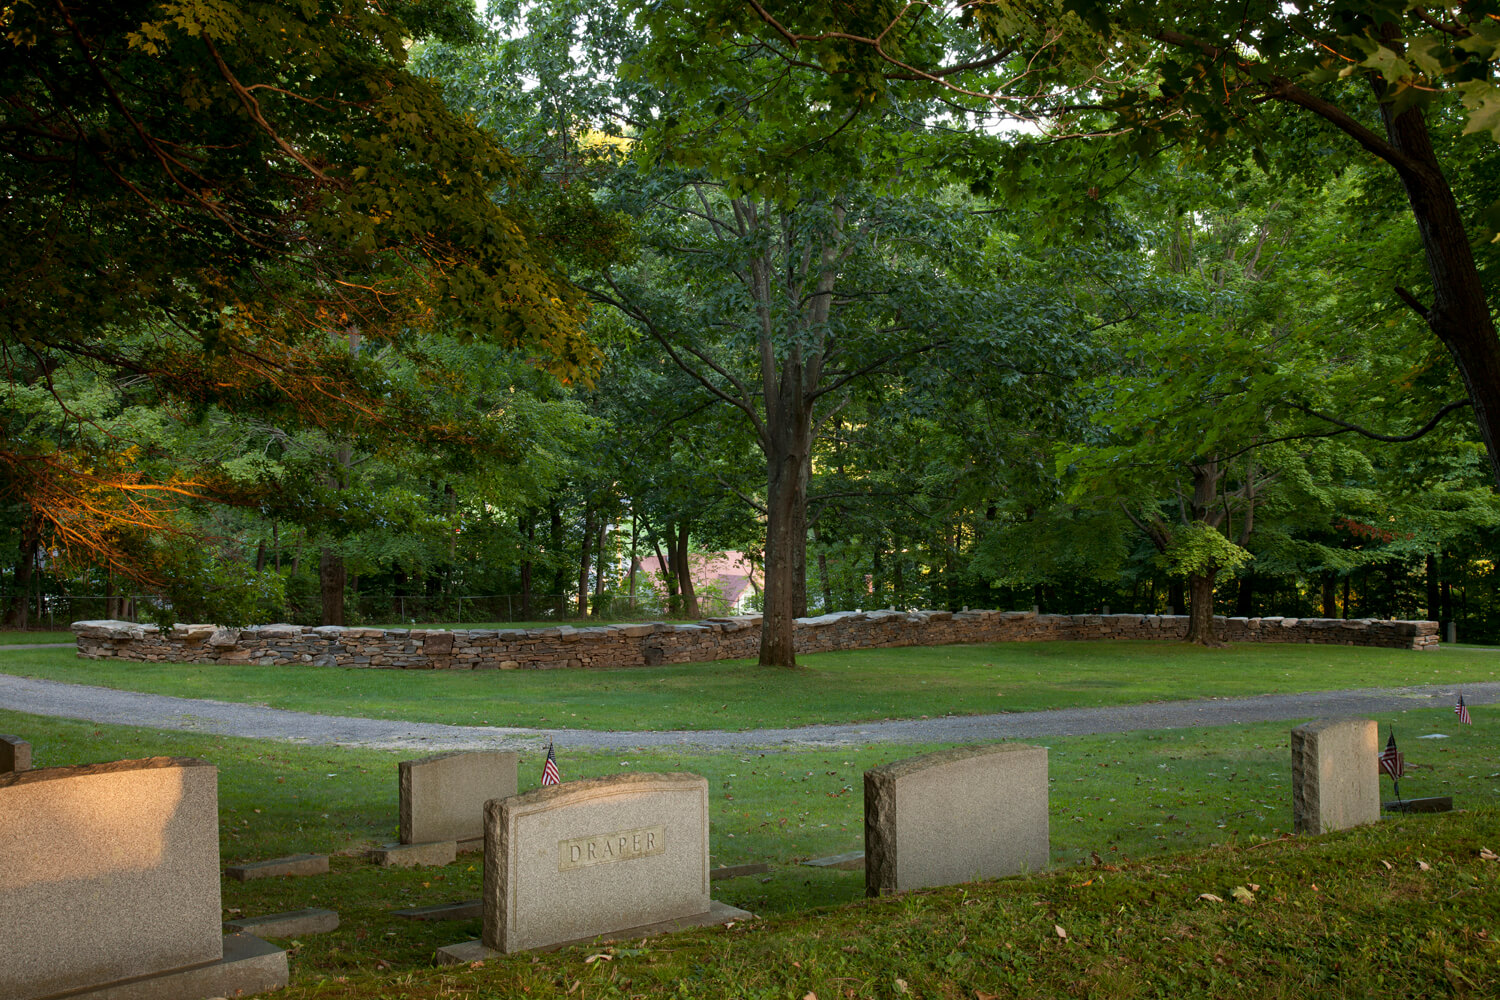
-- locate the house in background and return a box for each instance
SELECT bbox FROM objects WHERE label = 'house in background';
[632,550,762,615]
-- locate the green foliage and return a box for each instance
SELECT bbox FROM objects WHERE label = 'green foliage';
[143,549,287,629]
[1162,522,1253,581]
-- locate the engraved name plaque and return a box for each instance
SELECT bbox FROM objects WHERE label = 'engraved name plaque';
[558,825,666,871]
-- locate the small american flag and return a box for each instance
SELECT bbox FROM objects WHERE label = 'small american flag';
[541,742,561,786]
[1456,693,1472,726]
[1379,732,1405,781]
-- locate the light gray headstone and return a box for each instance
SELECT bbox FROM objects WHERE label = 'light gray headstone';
[0,734,30,772]
[482,773,709,953]
[865,744,1048,896]
[0,757,223,1000]
[400,750,519,845]
[1291,718,1380,835]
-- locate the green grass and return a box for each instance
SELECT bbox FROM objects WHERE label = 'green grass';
[0,630,73,644]
[5,699,1499,995]
[6,640,1499,731]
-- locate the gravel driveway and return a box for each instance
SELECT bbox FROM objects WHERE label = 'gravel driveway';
[2,671,1495,753]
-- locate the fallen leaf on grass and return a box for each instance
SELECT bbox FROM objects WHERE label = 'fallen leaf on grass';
[895,979,909,993]
[1054,925,1068,939]
[1231,886,1255,905]
[1418,860,1432,871]
[803,993,816,1000]
[1480,848,1498,861]
[1198,893,1224,903]
[976,993,1000,1000]
[584,953,612,964]
[468,961,485,970]
[1381,860,1394,870]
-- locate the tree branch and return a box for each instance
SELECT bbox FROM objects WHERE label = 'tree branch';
[1279,398,1472,443]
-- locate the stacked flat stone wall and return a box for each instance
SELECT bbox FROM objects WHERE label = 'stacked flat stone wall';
[71,610,1439,671]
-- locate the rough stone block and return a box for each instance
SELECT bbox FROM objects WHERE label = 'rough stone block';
[225,852,329,881]
[370,840,457,868]
[400,750,519,845]
[0,757,223,1000]
[865,744,1048,896]
[1291,718,1381,835]
[0,734,31,772]
[225,907,339,938]
[480,773,713,953]
[207,627,239,647]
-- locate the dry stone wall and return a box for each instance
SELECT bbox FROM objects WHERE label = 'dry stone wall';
[71,610,1440,670]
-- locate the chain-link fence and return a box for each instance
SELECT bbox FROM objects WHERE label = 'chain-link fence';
[37,592,742,629]
[354,592,740,626]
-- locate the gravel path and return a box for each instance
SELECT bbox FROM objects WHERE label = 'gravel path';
[2,671,1496,753]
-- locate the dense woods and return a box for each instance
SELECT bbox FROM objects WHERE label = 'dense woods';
[5,2,1500,656]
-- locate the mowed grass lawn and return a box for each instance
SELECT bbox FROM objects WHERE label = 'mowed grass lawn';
[1,640,1497,730]
[5,701,1499,996]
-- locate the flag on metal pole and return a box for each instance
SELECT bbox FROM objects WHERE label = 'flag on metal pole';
[1379,729,1405,804]
[541,741,561,786]
[1456,693,1472,726]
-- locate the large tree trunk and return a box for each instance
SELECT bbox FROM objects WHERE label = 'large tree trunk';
[1321,573,1338,619]
[1235,572,1254,617]
[1426,553,1440,622]
[648,521,679,616]
[1184,570,1220,645]
[760,407,813,666]
[576,503,595,618]
[319,548,345,626]
[673,522,698,619]
[1374,92,1500,487]
[549,503,567,617]
[520,509,535,620]
[3,513,40,628]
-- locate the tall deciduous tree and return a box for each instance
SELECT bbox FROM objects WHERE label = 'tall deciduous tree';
[666,2,1500,483]
[1,0,594,588]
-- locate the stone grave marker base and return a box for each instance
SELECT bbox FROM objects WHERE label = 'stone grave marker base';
[225,907,339,938]
[46,932,286,1000]
[436,900,752,962]
[369,840,457,868]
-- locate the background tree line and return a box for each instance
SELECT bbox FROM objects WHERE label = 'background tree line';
[4,1,1499,654]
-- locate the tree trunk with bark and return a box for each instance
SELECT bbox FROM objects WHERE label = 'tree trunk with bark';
[1426,553,1440,621]
[520,510,535,620]
[760,396,813,666]
[1235,573,1254,617]
[319,548,345,626]
[1185,570,1220,644]
[1373,91,1500,487]
[549,503,567,617]
[577,503,595,618]
[673,522,698,619]
[3,513,40,628]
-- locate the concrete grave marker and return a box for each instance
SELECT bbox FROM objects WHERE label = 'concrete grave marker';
[401,750,519,846]
[1291,718,1381,835]
[0,734,30,772]
[438,773,749,958]
[0,756,287,1000]
[864,744,1049,896]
